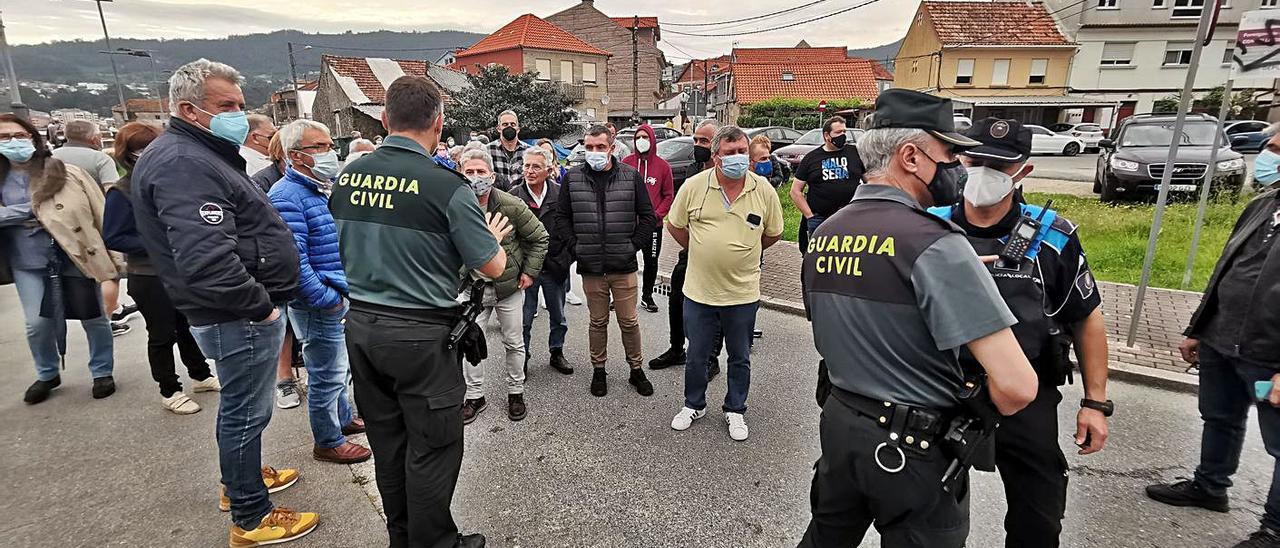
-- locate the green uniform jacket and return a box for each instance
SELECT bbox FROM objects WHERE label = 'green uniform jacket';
[485,188,548,300]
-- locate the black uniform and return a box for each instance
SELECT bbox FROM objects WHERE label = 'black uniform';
[933,203,1101,547]
[330,135,499,548]
[800,184,1017,548]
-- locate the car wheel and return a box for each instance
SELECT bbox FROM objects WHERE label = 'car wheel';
[1063,143,1080,156]
[1099,178,1122,202]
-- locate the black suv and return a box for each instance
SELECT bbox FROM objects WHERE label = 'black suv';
[1095,113,1246,202]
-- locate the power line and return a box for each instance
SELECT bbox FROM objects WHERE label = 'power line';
[665,0,889,38]
[301,43,466,53]
[662,0,834,27]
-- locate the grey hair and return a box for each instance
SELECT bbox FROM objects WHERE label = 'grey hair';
[711,125,749,154]
[696,119,720,132]
[278,120,330,153]
[348,138,375,154]
[63,119,100,142]
[168,58,243,113]
[458,148,493,172]
[498,109,519,123]
[246,114,274,132]
[857,128,933,179]
[462,141,487,154]
[1267,122,1280,136]
[523,147,553,166]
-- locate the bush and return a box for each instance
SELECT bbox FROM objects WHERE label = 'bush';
[743,97,863,119]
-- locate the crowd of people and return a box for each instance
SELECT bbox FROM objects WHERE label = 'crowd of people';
[4,54,1280,548]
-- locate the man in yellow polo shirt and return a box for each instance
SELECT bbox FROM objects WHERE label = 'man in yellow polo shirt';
[666,125,785,441]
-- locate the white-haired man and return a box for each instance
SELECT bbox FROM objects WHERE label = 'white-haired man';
[347,138,375,161]
[239,114,276,174]
[487,109,529,191]
[131,58,319,546]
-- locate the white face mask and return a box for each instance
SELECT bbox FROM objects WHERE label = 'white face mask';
[635,137,651,154]
[963,166,1016,207]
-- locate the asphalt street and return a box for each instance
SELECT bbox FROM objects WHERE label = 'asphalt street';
[1,277,1274,548]
[1026,152,1260,184]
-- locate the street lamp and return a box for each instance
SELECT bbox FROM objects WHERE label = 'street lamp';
[0,7,26,119]
[87,0,128,119]
[99,48,162,115]
[286,42,312,121]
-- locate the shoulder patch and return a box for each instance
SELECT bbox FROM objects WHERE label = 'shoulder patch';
[1074,268,1097,300]
[199,203,225,225]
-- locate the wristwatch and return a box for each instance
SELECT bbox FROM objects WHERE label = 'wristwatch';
[1080,398,1115,417]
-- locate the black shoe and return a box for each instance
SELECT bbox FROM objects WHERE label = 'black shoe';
[110,321,132,337]
[649,347,686,370]
[591,368,608,397]
[91,376,116,399]
[1146,479,1229,513]
[549,348,573,375]
[462,397,487,425]
[23,376,61,404]
[111,303,140,323]
[641,297,659,313]
[456,533,486,548]
[508,394,527,422]
[1233,528,1280,548]
[629,368,654,396]
[708,360,721,381]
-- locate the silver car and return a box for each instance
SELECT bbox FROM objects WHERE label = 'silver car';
[1048,122,1105,152]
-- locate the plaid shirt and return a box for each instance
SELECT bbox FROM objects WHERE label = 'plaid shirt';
[487,140,530,192]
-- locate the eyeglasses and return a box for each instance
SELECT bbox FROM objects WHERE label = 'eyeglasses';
[296,143,335,153]
[524,164,547,171]
[0,132,32,140]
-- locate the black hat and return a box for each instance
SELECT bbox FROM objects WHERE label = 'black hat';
[870,89,980,148]
[961,118,1033,163]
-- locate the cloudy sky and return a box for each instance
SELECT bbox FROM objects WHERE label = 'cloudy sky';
[4,0,916,60]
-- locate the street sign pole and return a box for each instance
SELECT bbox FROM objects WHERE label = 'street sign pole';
[1126,1,1218,347]
[1182,77,1233,289]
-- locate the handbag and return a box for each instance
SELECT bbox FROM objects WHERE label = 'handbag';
[40,244,103,320]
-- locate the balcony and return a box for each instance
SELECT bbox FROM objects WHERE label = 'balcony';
[560,83,585,102]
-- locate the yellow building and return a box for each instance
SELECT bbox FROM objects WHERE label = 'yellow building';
[895,1,1114,125]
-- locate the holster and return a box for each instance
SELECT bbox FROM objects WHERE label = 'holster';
[815,359,832,408]
[1041,326,1076,386]
[939,375,1001,493]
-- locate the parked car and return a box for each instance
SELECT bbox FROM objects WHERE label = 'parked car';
[1048,122,1105,151]
[657,136,702,186]
[953,115,973,132]
[616,125,682,152]
[566,140,631,168]
[1094,113,1246,202]
[1226,120,1271,153]
[774,127,865,167]
[1027,124,1086,156]
[743,127,806,151]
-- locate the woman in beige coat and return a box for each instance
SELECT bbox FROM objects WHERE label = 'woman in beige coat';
[0,113,118,404]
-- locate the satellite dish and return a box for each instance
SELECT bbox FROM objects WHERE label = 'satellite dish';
[601,95,611,105]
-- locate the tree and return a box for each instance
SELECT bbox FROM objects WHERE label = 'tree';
[1154,86,1261,120]
[737,97,863,129]
[450,64,577,139]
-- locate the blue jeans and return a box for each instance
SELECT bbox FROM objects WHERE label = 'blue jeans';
[12,268,113,381]
[522,274,568,353]
[1194,342,1280,531]
[805,215,827,237]
[289,301,354,449]
[683,298,759,414]
[190,308,287,530]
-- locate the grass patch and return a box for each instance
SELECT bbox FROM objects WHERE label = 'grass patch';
[774,186,1248,290]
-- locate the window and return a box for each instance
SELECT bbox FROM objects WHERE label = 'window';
[781,71,796,81]
[1101,42,1135,65]
[1030,125,1054,136]
[583,62,597,84]
[1265,0,1280,8]
[956,58,975,85]
[534,58,551,81]
[1164,43,1194,65]
[1098,0,1118,7]
[911,59,919,73]
[585,108,596,119]
[1172,0,1205,18]
[1029,58,1048,84]
[1153,0,1165,7]
[1224,41,1237,63]
[560,60,573,82]
[991,59,1010,85]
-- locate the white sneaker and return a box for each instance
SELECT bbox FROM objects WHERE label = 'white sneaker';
[565,291,583,306]
[671,407,706,431]
[161,392,201,415]
[539,293,547,310]
[276,380,301,409]
[726,412,749,441]
[190,375,221,393]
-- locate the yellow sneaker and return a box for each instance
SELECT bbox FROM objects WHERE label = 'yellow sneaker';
[228,507,319,547]
[219,467,301,511]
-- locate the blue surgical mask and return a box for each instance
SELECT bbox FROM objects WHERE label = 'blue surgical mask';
[753,160,773,177]
[305,150,341,181]
[585,151,610,171]
[719,154,750,179]
[191,104,250,145]
[0,138,36,163]
[1255,150,1280,186]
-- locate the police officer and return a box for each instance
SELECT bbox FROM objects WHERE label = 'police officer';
[928,118,1111,547]
[330,75,509,548]
[799,89,1039,548]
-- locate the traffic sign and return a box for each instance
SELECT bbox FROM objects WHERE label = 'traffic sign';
[1231,10,1280,77]
[818,100,828,113]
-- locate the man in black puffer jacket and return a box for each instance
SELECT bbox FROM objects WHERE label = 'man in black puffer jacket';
[553,124,656,398]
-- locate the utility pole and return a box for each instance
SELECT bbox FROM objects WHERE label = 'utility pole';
[288,41,301,121]
[0,8,26,119]
[1183,77,1233,289]
[702,58,709,118]
[631,16,639,124]
[95,0,127,120]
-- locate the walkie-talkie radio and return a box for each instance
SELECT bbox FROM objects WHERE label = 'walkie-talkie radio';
[996,199,1053,269]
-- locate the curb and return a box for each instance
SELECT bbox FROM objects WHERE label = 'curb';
[658,270,1201,395]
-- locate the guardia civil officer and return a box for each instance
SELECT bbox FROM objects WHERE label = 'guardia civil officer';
[928,118,1111,547]
[329,75,509,548]
[798,89,1039,548]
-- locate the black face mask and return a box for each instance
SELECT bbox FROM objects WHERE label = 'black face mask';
[501,127,518,141]
[831,134,847,149]
[914,149,962,207]
[693,144,712,164]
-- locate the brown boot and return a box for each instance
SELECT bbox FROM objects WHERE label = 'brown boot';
[341,417,366,436]
[508,394,527,421]
[313,441,372,464]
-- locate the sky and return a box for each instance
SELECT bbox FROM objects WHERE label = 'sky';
[3,0,916,61]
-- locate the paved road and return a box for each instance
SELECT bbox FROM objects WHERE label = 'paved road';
[1,280,1273,548]
[1026,152,1260,184]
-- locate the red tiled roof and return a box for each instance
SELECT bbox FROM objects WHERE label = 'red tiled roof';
[922,1,1072,46]
[323,55,463,104]
[457,14,611,58]
[857,58,894,80]
[611,17,658,29]
[732,46,849,64]
[733,59,880,105]
[676,55,732,83]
